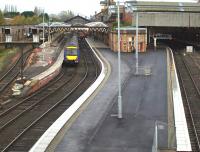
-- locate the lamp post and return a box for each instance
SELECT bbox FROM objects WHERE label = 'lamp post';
[20,45,24,84]
[48,18,51,42]
[42,9,45,45]
[135,12,139,74]
[117,0,122,119]
[42,9,45,61]
[124,2,139,74]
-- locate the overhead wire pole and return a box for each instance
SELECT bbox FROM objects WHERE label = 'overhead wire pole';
[117,0,122,119]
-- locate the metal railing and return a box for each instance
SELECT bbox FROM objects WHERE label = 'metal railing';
[152,121,176,152]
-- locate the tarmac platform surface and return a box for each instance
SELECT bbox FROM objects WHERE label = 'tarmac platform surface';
[55,40,168,152]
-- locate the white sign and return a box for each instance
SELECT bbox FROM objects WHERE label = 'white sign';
[186,46,193,53]
[5,35,12,42]
[33,35,39,43]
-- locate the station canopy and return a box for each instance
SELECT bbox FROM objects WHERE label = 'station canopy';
[36,21,108,28]
[85,22,108,27]
[36,22,71,27]
[36,23,48,27]
[50,22,71,27]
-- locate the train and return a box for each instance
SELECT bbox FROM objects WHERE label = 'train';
[63,34,80,64]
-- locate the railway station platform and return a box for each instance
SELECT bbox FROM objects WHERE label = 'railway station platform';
[24,44,60,79]
[29,38,191,152]
[52,38,170,152]
[12,41,63,96]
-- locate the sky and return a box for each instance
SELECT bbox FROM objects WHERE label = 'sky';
[0,0,198,17]
[0,0,102,17]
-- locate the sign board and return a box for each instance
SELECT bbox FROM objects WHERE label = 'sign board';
[186,46,193,53]
[33,35,39,43]
[5,35,12,42]
[154,37,157,47]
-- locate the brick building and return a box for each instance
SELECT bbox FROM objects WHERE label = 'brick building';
[109,27,147,52]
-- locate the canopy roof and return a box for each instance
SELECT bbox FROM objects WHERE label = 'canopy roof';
[85,22,108,27]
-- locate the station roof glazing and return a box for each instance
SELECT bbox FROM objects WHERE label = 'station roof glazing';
[125,1,200,12]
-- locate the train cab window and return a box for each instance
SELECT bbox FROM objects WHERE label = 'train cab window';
[66,48,77,55]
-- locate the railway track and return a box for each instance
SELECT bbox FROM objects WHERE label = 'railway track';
[0,47,32,102]
[174,53,200,152]
[187,53,200,72]
[0,39,100,151]
[0,35,65,104]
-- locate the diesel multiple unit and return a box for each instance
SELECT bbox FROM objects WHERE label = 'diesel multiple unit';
[63,35,80,64]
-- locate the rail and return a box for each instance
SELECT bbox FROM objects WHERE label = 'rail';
[178,54,200,151]
[0,46,32,95]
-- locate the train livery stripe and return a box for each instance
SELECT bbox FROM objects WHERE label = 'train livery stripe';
[66,56,78,60]
[67,46,77,49]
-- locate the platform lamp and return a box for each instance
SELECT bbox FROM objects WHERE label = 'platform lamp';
[105,0,123,119]
[42,9,45,45]
[42,9,45,61]
[125,2,139,75]
[20,45,24,84]
[48,18,52,42]
[117,0,122,119]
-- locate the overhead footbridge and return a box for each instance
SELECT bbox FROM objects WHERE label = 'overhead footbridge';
[127,2,200,28]
[35,20,109,33]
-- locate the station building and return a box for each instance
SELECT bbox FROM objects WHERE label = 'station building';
[92,26,147,53]
[109,27,147,52]
[95,0,147,52]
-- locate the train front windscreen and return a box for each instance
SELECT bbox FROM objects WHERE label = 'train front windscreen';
[66,46,78,55]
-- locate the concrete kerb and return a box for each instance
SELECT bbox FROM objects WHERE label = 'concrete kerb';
[166,47,191,151]
[166,47,176,150]
[29,39,111,152]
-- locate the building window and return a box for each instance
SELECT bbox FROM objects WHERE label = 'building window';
[101,16,104,22]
